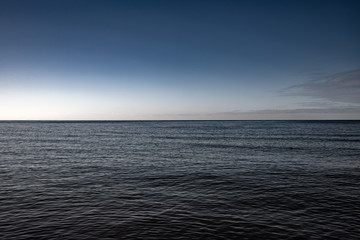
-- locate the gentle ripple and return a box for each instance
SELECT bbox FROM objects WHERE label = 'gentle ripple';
[0,120,360,239]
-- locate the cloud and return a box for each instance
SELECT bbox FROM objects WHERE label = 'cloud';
[213,106,360,117]
[284,69,360,103]
[150,69,360,120]
[243,106,360,115]
[152,106,360,120]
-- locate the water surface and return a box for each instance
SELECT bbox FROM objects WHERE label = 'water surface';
[1,121,359,239]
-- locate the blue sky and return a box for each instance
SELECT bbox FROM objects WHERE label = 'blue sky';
[1,0,360,120]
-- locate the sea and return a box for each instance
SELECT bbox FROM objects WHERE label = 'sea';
[0,120,359,239]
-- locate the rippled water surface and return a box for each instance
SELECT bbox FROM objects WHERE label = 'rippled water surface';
[1,121,360,239]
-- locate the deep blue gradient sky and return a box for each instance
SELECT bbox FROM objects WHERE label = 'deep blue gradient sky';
[1,0,360,119]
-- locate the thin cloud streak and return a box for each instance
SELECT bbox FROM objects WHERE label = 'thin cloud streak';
[152,106,360,120]
[283,69,360,104]
[221,107,360,115]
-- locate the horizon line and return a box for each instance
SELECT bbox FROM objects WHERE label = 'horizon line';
[0,119,359,122]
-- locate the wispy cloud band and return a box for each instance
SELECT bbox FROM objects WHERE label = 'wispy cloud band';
[284,69,360,104]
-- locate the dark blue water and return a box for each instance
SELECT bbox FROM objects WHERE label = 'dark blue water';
[1,121,359,239]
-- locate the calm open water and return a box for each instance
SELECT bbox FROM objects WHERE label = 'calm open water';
[0,120,359,239]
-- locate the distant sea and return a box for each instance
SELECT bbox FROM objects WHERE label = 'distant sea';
[1,121,359,239]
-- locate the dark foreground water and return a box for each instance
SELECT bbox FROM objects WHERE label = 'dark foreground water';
[0,121,359,239]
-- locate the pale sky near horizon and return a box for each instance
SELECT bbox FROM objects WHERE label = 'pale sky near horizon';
[1,0,360,120]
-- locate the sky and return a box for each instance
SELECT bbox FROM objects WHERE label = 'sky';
[1,0,360,120]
